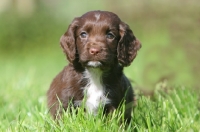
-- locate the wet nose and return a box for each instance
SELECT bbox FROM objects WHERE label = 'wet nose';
[89,48,101,55]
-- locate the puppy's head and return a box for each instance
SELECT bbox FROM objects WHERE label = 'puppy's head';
[60,11,141,69]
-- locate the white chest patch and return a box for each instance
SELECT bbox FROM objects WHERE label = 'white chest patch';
[83,68,110,114]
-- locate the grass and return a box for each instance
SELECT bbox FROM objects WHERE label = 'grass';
[0,51,199,131]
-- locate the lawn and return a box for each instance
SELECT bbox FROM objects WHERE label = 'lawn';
[0,0,200,131]
[0,49,199,131]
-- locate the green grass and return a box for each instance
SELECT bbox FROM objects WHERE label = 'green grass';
[0,51,199,131]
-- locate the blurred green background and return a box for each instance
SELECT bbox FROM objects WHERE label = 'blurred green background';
[0,0,200,90]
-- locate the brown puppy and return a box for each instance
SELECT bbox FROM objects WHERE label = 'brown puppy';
[47,10,141,123]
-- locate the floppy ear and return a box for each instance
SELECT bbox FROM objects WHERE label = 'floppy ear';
[117,22,141,67]
[60,18,79,63]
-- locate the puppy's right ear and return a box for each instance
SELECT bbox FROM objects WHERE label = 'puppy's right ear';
[60,18,79,63]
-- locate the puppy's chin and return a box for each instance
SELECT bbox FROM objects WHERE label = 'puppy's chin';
[85,61,112,71]
[81,60,112,71]
[86,61,102,68]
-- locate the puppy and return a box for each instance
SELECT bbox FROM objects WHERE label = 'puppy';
[47,10,141,123]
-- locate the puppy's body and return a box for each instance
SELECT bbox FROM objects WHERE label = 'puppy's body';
[47,11,141,123]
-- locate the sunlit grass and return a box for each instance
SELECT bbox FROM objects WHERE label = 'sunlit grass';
[0,51,199,131]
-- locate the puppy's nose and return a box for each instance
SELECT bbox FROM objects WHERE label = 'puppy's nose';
[89,48,101,55]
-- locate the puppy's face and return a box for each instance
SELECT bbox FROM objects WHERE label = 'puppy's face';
[60,11,141,69]
[76,12,121,69]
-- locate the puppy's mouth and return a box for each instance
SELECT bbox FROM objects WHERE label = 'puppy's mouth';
[86,61,103,68]
[82,60,113,71]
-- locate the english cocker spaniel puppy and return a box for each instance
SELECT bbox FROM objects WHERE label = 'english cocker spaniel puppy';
[47,10,141,123]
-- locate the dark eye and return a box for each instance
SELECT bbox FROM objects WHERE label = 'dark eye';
[106,32,115,39]
[80,31,87,38]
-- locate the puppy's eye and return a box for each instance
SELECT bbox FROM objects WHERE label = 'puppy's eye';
[106,32,115,39]
[80,32,87,38]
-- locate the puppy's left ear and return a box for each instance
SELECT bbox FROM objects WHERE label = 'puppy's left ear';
[117,22,141,67]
